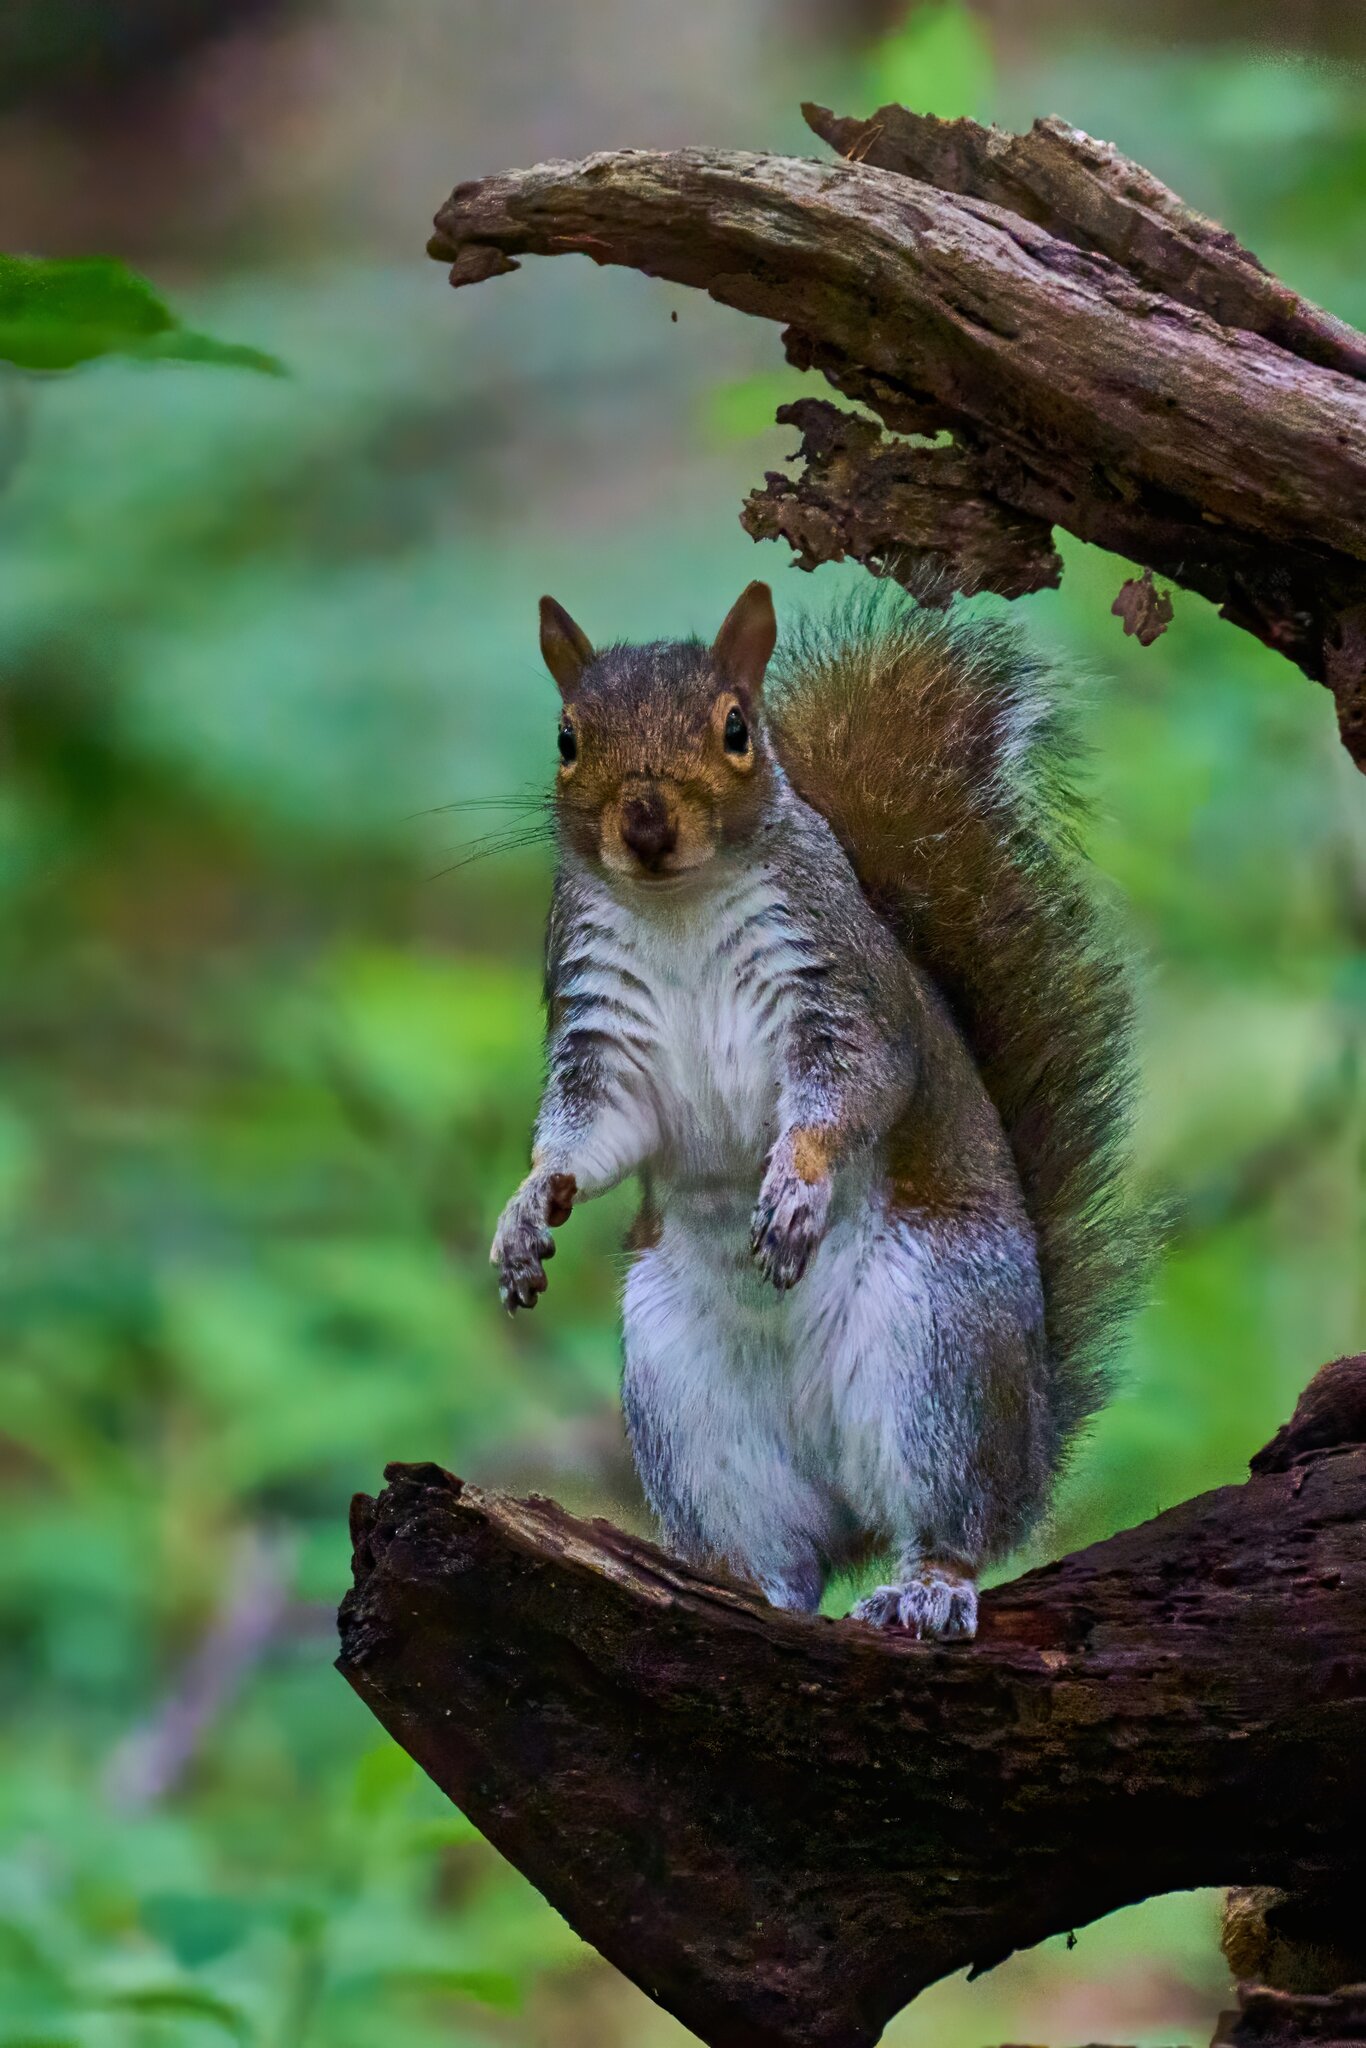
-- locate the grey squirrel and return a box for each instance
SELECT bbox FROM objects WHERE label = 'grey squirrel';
[492,581,1138,1640]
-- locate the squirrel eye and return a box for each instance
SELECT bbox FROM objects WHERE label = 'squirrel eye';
[558,721,577,766]
[723,706,749,755]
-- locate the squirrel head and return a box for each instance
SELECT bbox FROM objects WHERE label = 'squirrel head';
[538,581,778,886]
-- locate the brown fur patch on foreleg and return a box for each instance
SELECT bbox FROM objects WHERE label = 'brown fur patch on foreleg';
[790,1125,836,1184]
[751,1128,835,1290]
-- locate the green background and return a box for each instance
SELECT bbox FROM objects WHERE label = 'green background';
[1,3,1363,2043]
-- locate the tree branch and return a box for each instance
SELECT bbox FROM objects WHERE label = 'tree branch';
[338,1354,1366,2048]
[801,103,1366,383]
[428,131,1366,764]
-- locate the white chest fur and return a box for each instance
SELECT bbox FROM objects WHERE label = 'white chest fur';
[571,872,806,1182]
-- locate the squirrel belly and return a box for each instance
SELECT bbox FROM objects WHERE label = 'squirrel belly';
[491,582,1140,1644]
[623,1191,1048,1626]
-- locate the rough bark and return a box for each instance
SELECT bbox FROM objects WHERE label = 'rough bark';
[428,129,1366,764]
[1214,1982,1366,2047]
[1223,1887,1366,1999]
[801,103,1366,382]
[742,394,1062,599]
[338,1355,1366,2048]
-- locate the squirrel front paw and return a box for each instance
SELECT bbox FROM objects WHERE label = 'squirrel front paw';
[490,1170,576,1312]
[750,1135,832,1291]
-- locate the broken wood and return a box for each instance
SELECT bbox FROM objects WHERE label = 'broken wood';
[741,394,1062,599]
[1214,1982,1366,2048]
[338,1354,1366,2048]
[1222,1885,1366,1999]
[428,121,1366,764]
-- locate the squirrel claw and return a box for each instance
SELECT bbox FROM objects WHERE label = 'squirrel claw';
[750,1220,813,1291]
[749,1158,831,1291]
[495,1225,554,1313]
[852,1569,979,1643]
[492,1172,574,1314]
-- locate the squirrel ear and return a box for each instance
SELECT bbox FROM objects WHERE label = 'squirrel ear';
[712,581,776,699]
[540,595,594,699]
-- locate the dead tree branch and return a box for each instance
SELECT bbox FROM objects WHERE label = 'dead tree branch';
[338,1355,1366,2048]
[428,123,1366,764]
[800,104,1366,383]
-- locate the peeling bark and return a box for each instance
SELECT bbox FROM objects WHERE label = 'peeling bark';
[1111,570,1175,647]
[741,396,1062,599]
[802,103,1366,382]
[429,129,1366,763]
[338,1355,1366,2048]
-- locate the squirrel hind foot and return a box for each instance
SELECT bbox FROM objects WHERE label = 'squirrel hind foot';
[852,1565,979,1643]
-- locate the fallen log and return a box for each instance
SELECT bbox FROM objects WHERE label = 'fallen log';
[338,1355,1366,2048]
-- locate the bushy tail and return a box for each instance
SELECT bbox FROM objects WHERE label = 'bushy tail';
[768,591,1143,1442]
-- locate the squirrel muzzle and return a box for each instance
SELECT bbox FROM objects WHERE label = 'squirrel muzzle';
[620,786,677,869]
[600,775,717,880]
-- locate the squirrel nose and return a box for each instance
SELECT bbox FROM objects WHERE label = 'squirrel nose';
[620,791,677,867]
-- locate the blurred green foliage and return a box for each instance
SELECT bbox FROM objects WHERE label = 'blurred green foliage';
[0,6,1362,2046]
[865,0,994,120]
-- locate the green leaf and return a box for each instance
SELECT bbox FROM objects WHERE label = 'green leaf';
[866,0,994,121]
[141,1894,261,1969]
[350,1966,521,2014]
[134,329,287,376]
[90,1985,251,2043]
[0,255,285,375]
[0,1919,66,1999]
